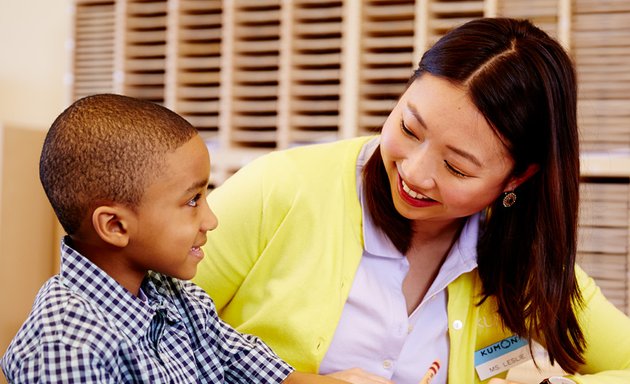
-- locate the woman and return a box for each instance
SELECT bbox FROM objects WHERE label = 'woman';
[195,18,630,384]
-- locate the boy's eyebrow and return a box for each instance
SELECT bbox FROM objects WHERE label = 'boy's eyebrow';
[406,102,483,168]
[185,179,210,194]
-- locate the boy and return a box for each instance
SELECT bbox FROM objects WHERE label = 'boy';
[0,94,349,383]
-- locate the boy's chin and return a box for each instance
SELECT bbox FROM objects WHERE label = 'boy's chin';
[163,266,198,282]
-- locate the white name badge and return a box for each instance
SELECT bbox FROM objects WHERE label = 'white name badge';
[474,335,532,381]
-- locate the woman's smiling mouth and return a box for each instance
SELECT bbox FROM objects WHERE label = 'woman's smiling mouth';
[401,179,433,200]
[401,179,434,201]
[397,176,439,208]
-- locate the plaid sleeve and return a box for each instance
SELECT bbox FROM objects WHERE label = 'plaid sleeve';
[219,329,294,384]
[183,281,294,383]
[5,342,115,384]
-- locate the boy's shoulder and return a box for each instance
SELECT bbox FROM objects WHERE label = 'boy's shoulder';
[1,275,122,375]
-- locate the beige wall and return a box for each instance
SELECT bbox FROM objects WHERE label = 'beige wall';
[0,0,71,128]
[0,1,71,381]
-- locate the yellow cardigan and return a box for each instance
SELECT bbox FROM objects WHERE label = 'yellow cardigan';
[194,136,630,383]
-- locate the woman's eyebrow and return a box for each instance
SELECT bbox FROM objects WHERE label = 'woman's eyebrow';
[446,144,483,167]
[407,102,428,130]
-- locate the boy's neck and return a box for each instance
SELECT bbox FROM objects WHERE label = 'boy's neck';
[69,236,147,297]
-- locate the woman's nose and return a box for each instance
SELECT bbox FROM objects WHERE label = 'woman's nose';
[405,146,437,190]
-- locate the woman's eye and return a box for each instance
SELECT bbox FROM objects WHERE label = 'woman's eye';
[444,161,467,178]
[401,121,416,138]
[187,193,202,207]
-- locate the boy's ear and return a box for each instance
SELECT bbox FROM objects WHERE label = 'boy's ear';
[504,163,540,192]
[91,204,134,247]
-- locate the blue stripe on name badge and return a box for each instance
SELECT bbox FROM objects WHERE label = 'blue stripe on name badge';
[474,335,531,381]
[474,335,527,365]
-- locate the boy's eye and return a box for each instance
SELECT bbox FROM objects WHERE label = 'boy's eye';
[187,193,202,207]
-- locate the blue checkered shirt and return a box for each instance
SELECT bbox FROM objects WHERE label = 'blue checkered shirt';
[1,239,293,383]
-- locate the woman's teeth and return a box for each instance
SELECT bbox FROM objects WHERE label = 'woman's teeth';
[402,180,431,200]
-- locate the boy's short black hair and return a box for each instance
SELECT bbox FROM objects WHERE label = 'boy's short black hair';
[40,93,198,234]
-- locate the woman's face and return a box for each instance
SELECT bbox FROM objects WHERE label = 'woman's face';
[380,73,520,225]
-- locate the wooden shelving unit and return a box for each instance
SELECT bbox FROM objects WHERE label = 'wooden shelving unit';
[68,0,630,315]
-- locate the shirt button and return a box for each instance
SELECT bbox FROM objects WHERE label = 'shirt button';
[407,324,414,334]
[382,360,393,369]
[453,320,463,330]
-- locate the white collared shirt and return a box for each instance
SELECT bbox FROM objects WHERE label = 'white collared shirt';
[319,138,478,384]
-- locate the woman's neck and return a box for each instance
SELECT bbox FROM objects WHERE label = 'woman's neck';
[411,217,466,244]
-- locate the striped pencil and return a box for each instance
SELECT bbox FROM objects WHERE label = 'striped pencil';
[419,360,441,384]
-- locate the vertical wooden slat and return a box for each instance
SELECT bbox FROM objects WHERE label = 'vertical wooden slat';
[66,2,77,104]
[170,0,223,139]
[164,0,179,110]
[359,1,416,136]
[113,0,126,95]
[211,0,235,184]
[287,0,344,146]
[557,0,571,50]
[72,0,117,100]
[277,0,293,149]
[230,0,281,148]
[414,0,430,63]
[484,0,498,17]
[340,0,361,139]
[123,0,168,103]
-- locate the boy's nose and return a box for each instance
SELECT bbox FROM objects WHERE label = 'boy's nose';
[201,203,218,232]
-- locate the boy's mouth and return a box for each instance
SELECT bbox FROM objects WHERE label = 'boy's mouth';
[190,246,204,260]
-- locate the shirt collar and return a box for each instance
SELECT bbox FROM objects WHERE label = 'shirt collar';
[429,214,479,297]
[59,237,169,342]
[356,137,402,258]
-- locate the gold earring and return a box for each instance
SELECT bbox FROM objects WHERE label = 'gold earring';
[502,191,517,208]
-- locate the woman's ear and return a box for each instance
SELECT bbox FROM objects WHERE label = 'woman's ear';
[91,204,133,247]
[505,163,540,192]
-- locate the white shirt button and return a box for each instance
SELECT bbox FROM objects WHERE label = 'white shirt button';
[453,320,463,330]
[382,360,392,369]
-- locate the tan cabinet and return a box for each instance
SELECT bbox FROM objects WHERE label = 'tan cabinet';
[0,125,57,363]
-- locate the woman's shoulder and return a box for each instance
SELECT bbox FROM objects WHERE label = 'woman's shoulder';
[211,136,376,212]
[264,136,376,168]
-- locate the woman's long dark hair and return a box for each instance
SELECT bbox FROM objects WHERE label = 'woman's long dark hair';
[363,18,584,372]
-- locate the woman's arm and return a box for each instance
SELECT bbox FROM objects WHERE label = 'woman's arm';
[194,154,272,310]
[285,370,393,384]
[561,266,630,383]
